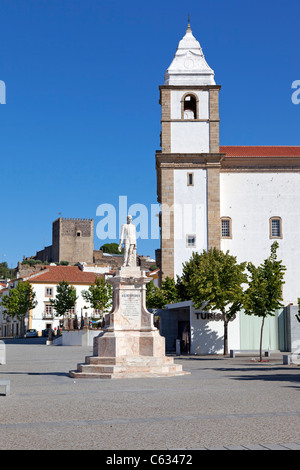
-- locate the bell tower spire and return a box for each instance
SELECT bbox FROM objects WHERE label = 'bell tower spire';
[156,23,223,282]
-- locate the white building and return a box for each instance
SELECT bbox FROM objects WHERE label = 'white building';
[156,23,300,353]
[0,265,111,338]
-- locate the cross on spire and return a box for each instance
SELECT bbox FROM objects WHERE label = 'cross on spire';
[187,14,191,31]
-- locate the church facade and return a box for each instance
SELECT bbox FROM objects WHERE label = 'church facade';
[156,23,300,307]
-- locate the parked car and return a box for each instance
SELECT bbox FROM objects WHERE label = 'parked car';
[24,329,38,338]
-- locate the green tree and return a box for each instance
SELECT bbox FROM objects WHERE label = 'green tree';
[146,280,166,309]
[100,243,123,254]
[1,281,37,334]
[149,265,158,271]
[21,259,38,267]
[146,276,182,309]
[181,248,247,355]
[243,242,286,361]
[0,262,14,279]
[50,281,77,318]
[82,277,112,319]
[297,298,300,323]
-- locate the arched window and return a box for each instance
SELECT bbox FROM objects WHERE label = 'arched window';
[181,94,198,119]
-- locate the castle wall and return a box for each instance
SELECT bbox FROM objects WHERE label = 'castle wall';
[58,218,94,264]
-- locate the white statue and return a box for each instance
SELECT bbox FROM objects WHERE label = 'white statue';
[118,215,137,267]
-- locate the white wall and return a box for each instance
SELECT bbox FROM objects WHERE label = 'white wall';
[61,329,100,346]
[171,122,210,153]
[174,168,208,278]
[171,90,209,120]
[220,172,300,304]
[165,301,241,355]
[190,305,241,354]
[30,283,97,333]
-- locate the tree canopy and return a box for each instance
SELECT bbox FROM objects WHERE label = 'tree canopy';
[243,241,286,360]
[82,276,112,317]
[0,281,37,323]
[146,277,182,309]
[49,281,77,317]
[100,243,123,254]
[181,248,247,355]
[0,262,15,279]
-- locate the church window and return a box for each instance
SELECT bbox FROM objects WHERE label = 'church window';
[187,172,194,186]
[186,234,196,248]
[182,94,197,119]
[221,218,232,238]
[270,217,282,238]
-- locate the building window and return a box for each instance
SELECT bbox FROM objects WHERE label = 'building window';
[76,231,81,237]
[94,309,103,317]
[69,306,76,315]
[270,217,282,239]
[44,304,53,318]
[221,218,232,238]
[182,94,198,119]
[186,234,196,248]
[187,172,194,186]
[45,287,53,297]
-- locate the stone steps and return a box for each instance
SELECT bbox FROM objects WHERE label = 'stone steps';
[85,355,175,366]
[76,363,183,374]
[69,368,187,379]
[69,355,188,379]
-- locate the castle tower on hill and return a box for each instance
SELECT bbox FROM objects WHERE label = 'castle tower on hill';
[156,22,223,281]
[52,218,94,264]
[35,218,94,264]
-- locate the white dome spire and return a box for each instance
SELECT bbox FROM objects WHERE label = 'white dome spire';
[164,23,216,86]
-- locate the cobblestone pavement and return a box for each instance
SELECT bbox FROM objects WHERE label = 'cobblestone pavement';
[0,339,299,450]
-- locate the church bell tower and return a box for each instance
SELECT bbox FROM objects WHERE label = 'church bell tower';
[156,22,223,281]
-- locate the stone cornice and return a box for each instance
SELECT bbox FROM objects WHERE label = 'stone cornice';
[155,152,225,169]
[161,119,220,123]
[221,155,300,172]
[159,85,221,91]
[155,152,300,172]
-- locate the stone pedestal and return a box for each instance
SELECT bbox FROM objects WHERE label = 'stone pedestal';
[69,267,188,379]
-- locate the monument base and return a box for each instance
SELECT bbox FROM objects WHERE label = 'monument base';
[69,265,189,379]
[69,355,187,379]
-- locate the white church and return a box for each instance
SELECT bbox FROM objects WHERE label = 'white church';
[155,23,300,354]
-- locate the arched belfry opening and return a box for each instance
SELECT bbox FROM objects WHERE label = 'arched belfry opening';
[183,94,197,119]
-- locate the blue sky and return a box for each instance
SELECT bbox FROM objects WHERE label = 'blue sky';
[0,0,299,268]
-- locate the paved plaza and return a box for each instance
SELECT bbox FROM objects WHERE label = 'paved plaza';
[0,338,299,451]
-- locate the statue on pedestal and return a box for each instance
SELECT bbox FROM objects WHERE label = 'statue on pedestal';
[69,216,188,378]
[118,215,137,267]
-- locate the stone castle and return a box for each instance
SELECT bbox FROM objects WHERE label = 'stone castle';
[28,217,155,270]
[35,218,94,264]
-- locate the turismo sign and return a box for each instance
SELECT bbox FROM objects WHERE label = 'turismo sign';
[195,311,236,321]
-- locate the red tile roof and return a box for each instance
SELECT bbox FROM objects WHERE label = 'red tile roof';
[220,146,300,157]
[27,266,104,284]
